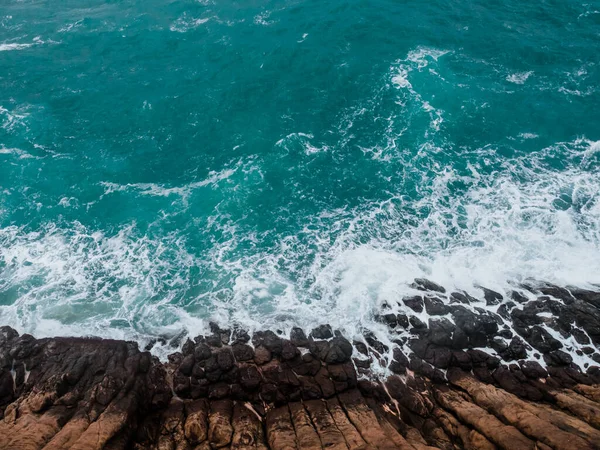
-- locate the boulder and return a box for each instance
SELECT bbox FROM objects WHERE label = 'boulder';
[310,324,333,340]
[412,278,446,293]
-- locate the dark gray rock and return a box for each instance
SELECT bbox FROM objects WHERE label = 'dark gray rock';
[232,343,254,361]
[510,291,529,303]
[520,361,548,379]
[450,292,473,304]
[194,343,212,361]
[403,296,424,313]
[290,327,309,346]
[325,337,353,364]
[389,348,409,374]
[364,331,389,354]
[253,345,272,365]
[231,327,251,344]
[353,340,368,356]
[310,324,333,340]
[481,287,503,305]
[378,313,398,328]
[544,350,573,366]
[239,366,261,389]
[253,330,283,355]
[178,354,195,376]
[181,338,195,356]
[451,306,498,346]
[396,314,410,328]
[499,337,529,361]
[412,278,446,293]
[424,296,449,315]
[524,326,563,353]
[409,316,427,330]
[281,340,300,361]
[428,318,455,347]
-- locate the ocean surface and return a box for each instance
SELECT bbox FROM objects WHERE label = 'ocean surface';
[1,0,599,354]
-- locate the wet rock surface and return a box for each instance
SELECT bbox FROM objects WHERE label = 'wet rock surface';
[1,281,600,449]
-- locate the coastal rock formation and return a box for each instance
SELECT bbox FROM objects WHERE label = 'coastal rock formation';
[1,281,599,449]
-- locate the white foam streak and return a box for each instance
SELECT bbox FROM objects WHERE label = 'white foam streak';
[0,42,33,51]
[0,146,37,159]
[0,36,52,52]
[0,106,29,131]
[276,132,329,155]
[518,133,539,139]
[100,165,238,203]
[391,47,448,135]
[254,11,275,26]
[506,71,533,84]
[170,16,211,32]
[405,48,449,67]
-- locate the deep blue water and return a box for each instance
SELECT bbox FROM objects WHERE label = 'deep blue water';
[1,0,599,348]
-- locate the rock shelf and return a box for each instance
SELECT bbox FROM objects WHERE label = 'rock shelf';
[1,282,599,449]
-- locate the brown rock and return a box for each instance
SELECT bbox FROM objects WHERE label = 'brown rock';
[266,405,298,450]
[434,385,535,449]
[208,399,233,448]
[433,407,496,450]
[325,397,368,449]
[288,402,321,449]
[231,402,267,449]
[552,388,600,429]
[184,399,209,445]
[303,400,347,449]
[337,390,408,450]
[232,343,254,362]
[254,345,272,365]
[449,371,600,449]
[314,367,336,398]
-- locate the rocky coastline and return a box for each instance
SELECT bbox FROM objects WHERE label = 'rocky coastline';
[1,281,600,449]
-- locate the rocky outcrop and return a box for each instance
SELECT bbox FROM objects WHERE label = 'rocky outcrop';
[1,282,599,449]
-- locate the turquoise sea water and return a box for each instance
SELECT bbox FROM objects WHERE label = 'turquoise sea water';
[1,0,599,348]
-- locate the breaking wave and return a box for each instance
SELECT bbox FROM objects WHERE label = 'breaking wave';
[1,36,599,365]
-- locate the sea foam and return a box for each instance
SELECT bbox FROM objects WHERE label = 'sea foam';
[0,40,598,366]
